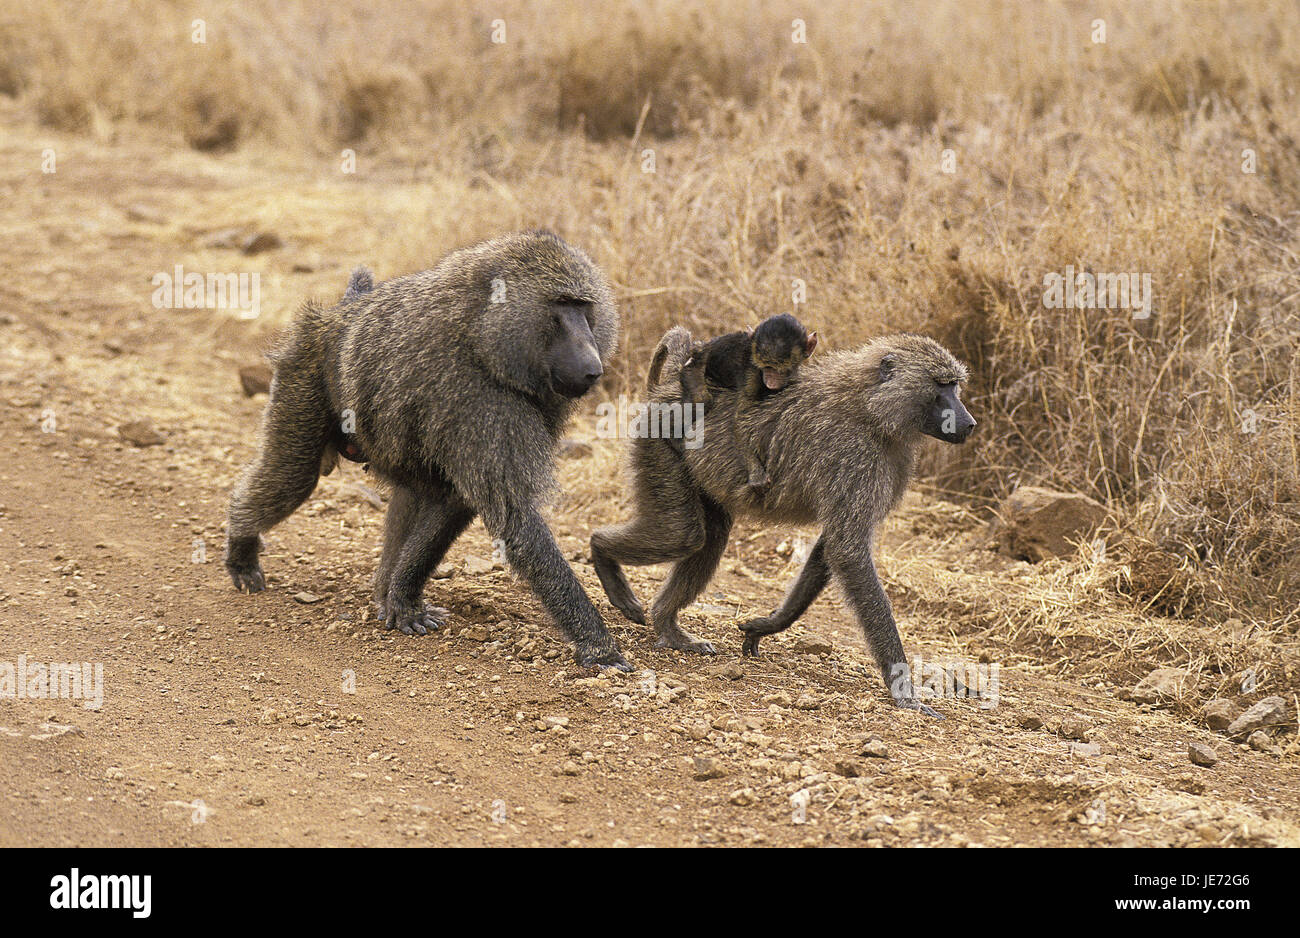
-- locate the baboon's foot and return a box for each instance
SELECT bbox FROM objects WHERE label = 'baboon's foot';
[894,697,944,720]
[590,553,647,624]
[379,597,449,636]
[653,625,717,655]
[225,536,265,592]
[575,640,633,672]
[226,561,266,593]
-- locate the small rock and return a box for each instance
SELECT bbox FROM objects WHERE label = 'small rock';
[293,592,322,605]
[1225,696,1288,738]
[794,693,822,710]
[729,788,757,806]
[860,738,889,759]
[1188,742,1218,767]
[1069,742,1102,759]
[559,760,581,776]
[1246,730,1274,752]
[1017,712,1043,730]
[1130,668,1198,705]
[466,556,497,575]
[118,420,164,447]
[1201,699,1240,732]
[432,564,455,580]
[833,760,860,777]
[245,795,266,806]
[1057,716,1092,741]
[1170,774,1205,794]
[125,203,168,224]
[791,637,834,656]
[238,363,273,397]
[558,792,579,804]
[715,662,744,681]
[462,626,490,642]
[242,231,282,255]
[692,757,726,781]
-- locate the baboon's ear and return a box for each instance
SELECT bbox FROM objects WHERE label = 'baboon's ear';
[878,354,896,381]
[805,332,818,356]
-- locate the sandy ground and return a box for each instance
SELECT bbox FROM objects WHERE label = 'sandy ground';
[1,122,1297,848]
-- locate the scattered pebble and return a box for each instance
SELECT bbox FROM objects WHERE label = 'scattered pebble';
[1201,699,1239,732]
[729,788,757,806]
[692,757,726,781]
[1188,742,1218,767]
[1225,696,1288,739]
[860,738,889,759]
[118,420,164,447]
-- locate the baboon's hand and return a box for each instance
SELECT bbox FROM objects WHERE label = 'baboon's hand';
[227,562,266,593]
[738,617,780,657]
[894,696,944,719]
[575,642,633,672]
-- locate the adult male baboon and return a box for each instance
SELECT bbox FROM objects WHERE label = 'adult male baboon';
[591,328,976,714]
[226,230,631,670]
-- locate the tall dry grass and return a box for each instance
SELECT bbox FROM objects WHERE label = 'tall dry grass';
[2,0,1297,624]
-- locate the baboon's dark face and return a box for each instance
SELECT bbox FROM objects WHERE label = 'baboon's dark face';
[752,321,817,390]
[547,300,604,398]
[920,381,977,443]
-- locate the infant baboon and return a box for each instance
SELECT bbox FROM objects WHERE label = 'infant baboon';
[226,230,631,670]
[679,313,817,490]
[591,328,976,714]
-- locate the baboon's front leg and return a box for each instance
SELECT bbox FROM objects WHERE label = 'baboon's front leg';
[825,538,941,718]
[379,493,476,636]
[647,497,732,654]
[740,535,829,656]
[492,504,632,671]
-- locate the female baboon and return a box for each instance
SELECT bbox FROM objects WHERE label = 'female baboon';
[225,230,631,670]
[591,328,976,715]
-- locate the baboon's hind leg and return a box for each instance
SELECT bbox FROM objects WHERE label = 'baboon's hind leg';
[591,509,706,625]
[647,497,732,654]
[225,372,332,592]
[379,490,476,636]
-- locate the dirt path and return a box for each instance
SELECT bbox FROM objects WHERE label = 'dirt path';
[1,123,1296,847]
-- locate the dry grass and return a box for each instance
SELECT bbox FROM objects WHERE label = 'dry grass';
[2,0,1298,629]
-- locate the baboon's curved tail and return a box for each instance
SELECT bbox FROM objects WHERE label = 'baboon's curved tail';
[342,266,375,303]
[647,326,693,392]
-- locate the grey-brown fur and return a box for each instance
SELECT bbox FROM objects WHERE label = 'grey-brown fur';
[679,313,817,492]
[591,327,975,714]
[226,230,630,670]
